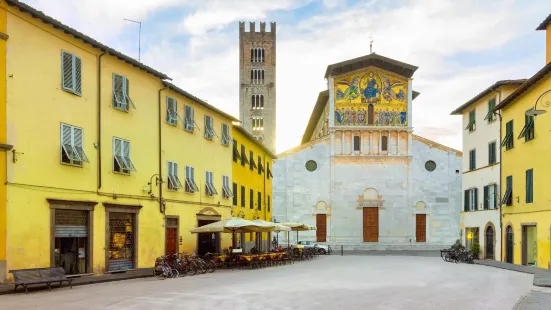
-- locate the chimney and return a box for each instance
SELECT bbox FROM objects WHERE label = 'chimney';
[536,14,551,64]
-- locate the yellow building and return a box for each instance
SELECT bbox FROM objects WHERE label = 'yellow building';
[0,0,238,282]
[231,125,275,251]
[494,14,551,268]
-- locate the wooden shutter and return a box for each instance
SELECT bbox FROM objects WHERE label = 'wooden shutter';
[483,186,489,210]
[474,188,478,211]
[62,52,74,91]
[113,75,124,107]
[464,190,469,212]
[232,183,238,206]
[74,56,82,95]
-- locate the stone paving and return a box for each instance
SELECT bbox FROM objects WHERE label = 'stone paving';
[0,256,550,310]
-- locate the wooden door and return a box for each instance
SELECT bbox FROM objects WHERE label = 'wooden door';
[416,214,426,242]
[316,214,327,242]
[363,208,379,242]
[165,228,178,255]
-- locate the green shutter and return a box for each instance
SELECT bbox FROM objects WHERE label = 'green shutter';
[61,51,74,92]
[474,188,478,211]
[483,186,489,210]
[74,56,82,95]
[526,169,533,203]
[464,190,469,212]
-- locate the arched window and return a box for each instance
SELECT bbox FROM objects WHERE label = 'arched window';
[261,70,265,83]
[368,104,374,125]
[250,70,253,81]
[486,226,494,259]
[260,95,264,108]
[381,135,388,151]
[250,49,254,63]
[506,226,514,263]
[353,135,360,151]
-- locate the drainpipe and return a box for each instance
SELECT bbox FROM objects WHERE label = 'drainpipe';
[493,88,503,261]
[158,86,167,214]
[97,51,106,189]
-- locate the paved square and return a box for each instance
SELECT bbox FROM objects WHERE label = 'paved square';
[1,256,550,310]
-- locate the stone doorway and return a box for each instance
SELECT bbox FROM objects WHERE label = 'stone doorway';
[415,214,426,242]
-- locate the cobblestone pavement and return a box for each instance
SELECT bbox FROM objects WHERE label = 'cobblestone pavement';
[1,256,550,310]
[514,291,551,309]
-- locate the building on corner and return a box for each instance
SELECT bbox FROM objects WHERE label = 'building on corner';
[231,125,275,251]
[272,53,463,250]
[451,80,525,261]
[494,14,551,268]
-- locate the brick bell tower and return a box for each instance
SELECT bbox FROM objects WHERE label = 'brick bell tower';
[238,21,276,153]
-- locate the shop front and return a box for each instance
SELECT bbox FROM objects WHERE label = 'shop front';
[48,199,96,275]
[104,203,141,272]
[196,214,221,256]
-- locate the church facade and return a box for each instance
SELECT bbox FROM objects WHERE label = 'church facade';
[272,54,463,249]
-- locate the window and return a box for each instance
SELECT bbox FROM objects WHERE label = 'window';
[353,136,360,151]
[488,141,496,165]
[61,51,82,96]
[258,155,263,175]
[252,117,264,130]
[241,185,246,207]
[232,183,238,205]
[167,161,183,191]
[233,139,241,162]
[251,69,264,85]
[502,176,513,206]
[252,94,264,109]
[204,115,217,140]
[484,98,496,122]
[221,124,231,146]
[250,189,254,209]
[466,110,476,132]
[267,162,273,179]
[112,74,136,111]
[222,175,232,199]
[502,120,514,150]
[241,145,249,166]
[205,171,217,196]
[526,169,533,203]
[464,188,478,211]
[251,48,265,62]
[61,124,89,166]
[469,149,476,171]
[305,160,317,172]
[257,192,262,211]
[166,97,179,126]
[519,111,535,142]
[185,166,199,193]
[113,138,136,174]
[381,135,388,151]
[267,195,271,212]
[184,105,196,132]
[484,184,497,210]
[249,150,257,171]
[425,160,436,172]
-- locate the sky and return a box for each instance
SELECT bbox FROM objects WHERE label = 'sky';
[24,0,551,153]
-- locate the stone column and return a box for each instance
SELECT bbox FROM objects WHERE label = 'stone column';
[369,131,372,155]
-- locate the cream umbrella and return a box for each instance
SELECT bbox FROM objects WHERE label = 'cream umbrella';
[254,220,291,250]
[280,222,314,247]
[189,217,261,234]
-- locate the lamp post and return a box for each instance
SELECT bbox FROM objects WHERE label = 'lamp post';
[525,89,551,116]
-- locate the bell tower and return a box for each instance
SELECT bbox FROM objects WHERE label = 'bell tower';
[238,21,276,153]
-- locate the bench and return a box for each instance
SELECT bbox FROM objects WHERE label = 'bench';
[10,267,73,294]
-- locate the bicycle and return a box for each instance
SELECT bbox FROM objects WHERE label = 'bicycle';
[154,255,179,279]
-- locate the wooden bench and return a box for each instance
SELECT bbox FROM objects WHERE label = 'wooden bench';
[10,267,73,294]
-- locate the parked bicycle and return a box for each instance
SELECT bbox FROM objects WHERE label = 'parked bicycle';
[153,255,179,279]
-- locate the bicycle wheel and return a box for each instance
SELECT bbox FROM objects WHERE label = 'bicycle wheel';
[153,265,166,280]
[171,268,180,278]
[207,261,216,273]
[186,262,198,276]
[197,261,207,274]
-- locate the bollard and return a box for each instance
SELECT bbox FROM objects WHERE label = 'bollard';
[341,245,343,256]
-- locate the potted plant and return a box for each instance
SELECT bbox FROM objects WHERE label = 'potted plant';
[470,242,480,259]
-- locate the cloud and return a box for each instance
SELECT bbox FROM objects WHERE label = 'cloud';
[178,0,313,35]
[22,0,551,153]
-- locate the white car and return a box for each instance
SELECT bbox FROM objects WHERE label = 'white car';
[298,241,331,255]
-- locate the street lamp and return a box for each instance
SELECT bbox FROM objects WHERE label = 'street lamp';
[525,90,551,116]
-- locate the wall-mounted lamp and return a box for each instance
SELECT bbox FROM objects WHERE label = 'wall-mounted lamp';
[515,196,520,203]
[12,149,23,163]
[526,90,551,117]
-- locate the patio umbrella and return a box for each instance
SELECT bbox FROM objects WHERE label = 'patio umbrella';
[280,222,313,247]
[254,220,291,249]
[189,217,262,234]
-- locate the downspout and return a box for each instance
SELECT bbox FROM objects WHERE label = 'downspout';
[492,88,503,261]
[97,51,106,190]
[158,86,167,214]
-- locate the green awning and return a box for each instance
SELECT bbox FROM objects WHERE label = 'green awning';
[501,132,512,148]
[465,120,475,131]
[517,118,534,139]
[501,188,512,205]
